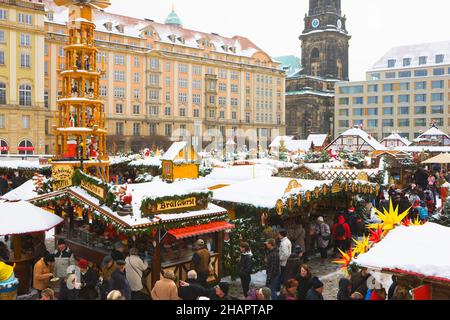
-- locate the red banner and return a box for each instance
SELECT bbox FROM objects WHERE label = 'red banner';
[412,285,431,300]
[17,146,35,151]
[0,146,9,151]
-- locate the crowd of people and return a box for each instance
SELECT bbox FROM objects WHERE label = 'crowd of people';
[0,172,27,196]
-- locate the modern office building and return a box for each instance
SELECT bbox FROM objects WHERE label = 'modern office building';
[335,41,450,141]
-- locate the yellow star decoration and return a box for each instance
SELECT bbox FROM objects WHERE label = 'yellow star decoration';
[334,247,354,275]
[368,199,410,231]
[411,217,425,226]
[352,236,370,256]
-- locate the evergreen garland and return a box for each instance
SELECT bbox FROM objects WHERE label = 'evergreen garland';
[140,191,212,215]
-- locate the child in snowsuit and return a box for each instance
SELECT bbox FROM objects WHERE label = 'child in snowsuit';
[418,201,429,222]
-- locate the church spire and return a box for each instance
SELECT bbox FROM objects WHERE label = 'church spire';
[309,0,341,16]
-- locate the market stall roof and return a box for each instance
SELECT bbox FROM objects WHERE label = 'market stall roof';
[354,223,450,283]
[327,128,387,152]
[128,156,162,168]
[422,153,450,164]
[161,141,188,161]
[0,180,37,201]
[0,159,50,171]
[380,133,412,147]
[0,201,63,236]
[212,177,331,209]
[168,221,235,240]
[396,146,450,153]
[307,134,329,148]
[205,164,277,184]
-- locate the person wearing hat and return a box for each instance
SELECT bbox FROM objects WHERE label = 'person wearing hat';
[264,238,280,300]
[246,286,272,301]
[33,253,55,298]
[316,217,331,264]
[283,245,303,287]
[192,239,210,287]
[151,270,180,300]
[306,276,324,300]
[109,260,131,300]
[78,259,99,300]
[53,238,75,279]
[111,241,126,262]
[212,282,231,300]
[100,255,116,300]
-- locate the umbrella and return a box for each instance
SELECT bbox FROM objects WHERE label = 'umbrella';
[422,153,450,164]
[0,201,63,236]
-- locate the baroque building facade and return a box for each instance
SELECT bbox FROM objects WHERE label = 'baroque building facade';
[283,0,350,139]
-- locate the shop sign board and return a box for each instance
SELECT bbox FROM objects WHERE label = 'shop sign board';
[81,180,106,199]
[52,165,74,190]
[156,197,197,213]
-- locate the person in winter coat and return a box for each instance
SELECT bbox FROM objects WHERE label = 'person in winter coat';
[59,273,81,300]
[350,268,370,298]
[100,255,116,300]
[398,193,412,215]
[284,245,303,287]
[265,239,280,300]
[279,279,298,300]
[295,264,313,300]
[306,277,324,300]
[317,217,331,264]
[192,239,210,287]
[337,278,352,300]
[109,260,131,300]
[370,288,387,300]
[424,190,435,215]
[332,215,351,254]
[246,287,272,300]
[238,242,253,297]
[178,270,210,300]
[346,208,359,237]
[418,201,429,221]
[277,229,292,286]
[78,259,99,300]
[414,167,429,190]
[151,270,180,300]
[53,238,75,279]
[125,248,149,300]
[33,253,55,298]
[111,242,126,262]
[0,175,8,196]
[288,219,306,252]
[388,275,398,300]
[211,282,232,300]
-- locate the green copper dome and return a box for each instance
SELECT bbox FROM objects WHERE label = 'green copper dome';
[165,9,183,27]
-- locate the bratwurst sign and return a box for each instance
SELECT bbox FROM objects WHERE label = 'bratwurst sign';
[156,197,197,212]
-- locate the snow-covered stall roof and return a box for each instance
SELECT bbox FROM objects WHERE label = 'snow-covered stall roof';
[307,134,329,148]
[396,146,450,153]
[0,159,50,171]
[0,201,63,236]
[285,140,313,153]
[161,142,188,161]
[269,136,294,149]
[413,126,450,146]
[205,164,277,184]
[128,157,162,168]
[354,223,450,282]
[327,128,386,152]
[212,177,331,209]
[380,133,411,147]
[0,180,37,201]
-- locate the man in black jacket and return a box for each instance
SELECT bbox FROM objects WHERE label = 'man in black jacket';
[78,259,99,300]
[350,268,370,299]
[265,239,280,300]
[238,242,253,297]
[178,270,210,300]
[0,175,8,195]
[109,260,131,300]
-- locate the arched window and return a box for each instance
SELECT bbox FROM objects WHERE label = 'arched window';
[18,140,34,155]
[0,83,6,104]
[311,48,320,60]
[0,139,8,155]
[19,83,32,106]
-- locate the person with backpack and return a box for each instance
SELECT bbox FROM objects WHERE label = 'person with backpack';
[332,215,351,254]
[418,201,429,222]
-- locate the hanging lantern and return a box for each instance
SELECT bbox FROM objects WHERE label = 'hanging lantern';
[305,191,312,203]
[357,183,362,193]
[276,199,284,216]
[287,198,294,212]
[344,181,349,193]
[332,182,341,194]
[322,184,328,195]
[297,194,302,207]
[314,187,320,199]
[351,182,356,193]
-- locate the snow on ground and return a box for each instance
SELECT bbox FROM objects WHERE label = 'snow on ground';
[354,223,450,280]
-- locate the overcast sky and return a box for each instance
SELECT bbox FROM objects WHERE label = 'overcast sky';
[107,0,450,81]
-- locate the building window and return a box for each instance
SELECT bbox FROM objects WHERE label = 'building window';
[18,13,32,25]
[134,89,140,100]
[116,104,123,114]
[178,63,187,73]
[18,139,33,155]
[134,73,140,83]
[339,120,349,128]
[114,55,125,65]
[383,84,393,92]
[245,112,250,123]
[165,107,171,116]
[44,91,48,108]
[368,84,378,93]
[22,115,30,129]
[165,62,171,72]
[179,108,186,117]
[382,119,394,127]
[20,53,31,68]
[398,71,411,78]
[232,111,237,120]
[100,86,107,97]
[165,92,170,102]
[433,68,445,76]
[368,120,378,127]
[339,109,349,116]
[134,57,139,67]
[368,108,378,116]
[219,111,225,119]
[209,109,216,118]
[399,82,410,91]
[415,119,427,127]
[0,83,6,104]
[432,80,444,89]
[383,95,394,104]
[178,93,187,103]
[165,124,172,137]
[435,54,445,64]
[353,97,363,105]
[0,10,7,20]
[432,93,444,102]
[209,96,215,105]
[414,69,428,77]
[387,59,396,68]
[19,84,31,106]
[0,116,4,129]
[432,105,444,114]
[133,123,140,136]
[231,98,238,106]
[353,108,363,116]
[419,56,427,65]
[20,34,30,46]
[383,107,393,115]
[194,109,199,118]
[367,96,378,104]
[398,95,410,103]
[403,58,411,67]
[339,98,349,105]
[399,107,409,115]
[149,123,156,136]
[353,120,363,126]
[114,70,125,82]
[149,90,158,100]
[415,82,427,90]
[116,122,124,135]
[133,105,140,114]
[415,94,427,102]
[398,119,410,127]
[114,87,125,98]
[385,72,396,79]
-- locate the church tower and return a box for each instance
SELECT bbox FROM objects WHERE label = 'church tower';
[300,0,350,80]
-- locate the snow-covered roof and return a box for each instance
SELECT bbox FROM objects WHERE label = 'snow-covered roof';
[396,146,450,153]
[269,136,294,149]
[1,180,37,201]
[212,177,331,209]
[380,133,411,147]
[354,223,450,281]
[128,157,162,168]
[307,134,328,148]
[370,41,450,71]
[285,140,313,152]
[416,127,450,140]
[205,165,277,184]
[161,141,188,161]
[44,0,273,61]
[0,201,63,236]
[285,90,335,98]
[0,160,50,170]
[329,128,387,151]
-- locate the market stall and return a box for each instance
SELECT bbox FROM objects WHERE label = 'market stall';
[0,201,63,295]
[29,171,232,287]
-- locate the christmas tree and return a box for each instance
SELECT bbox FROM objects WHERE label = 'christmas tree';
[279,139,288,161]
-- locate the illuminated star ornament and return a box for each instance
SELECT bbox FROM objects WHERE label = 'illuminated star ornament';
[368,225,384,244]
[334,247,354,274]
[352,235,370,256]
[368,199,410,231]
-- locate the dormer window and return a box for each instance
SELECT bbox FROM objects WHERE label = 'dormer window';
[387,59,396,68]
[168,34,176,43]
[177,36,185,44]
[403,58,411,67]
[229,46,236,53]
[436,54,445,64]
[45,12,54,21]
[115,24,124,33]
[221,45,228,52]
[103,22,112,31]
